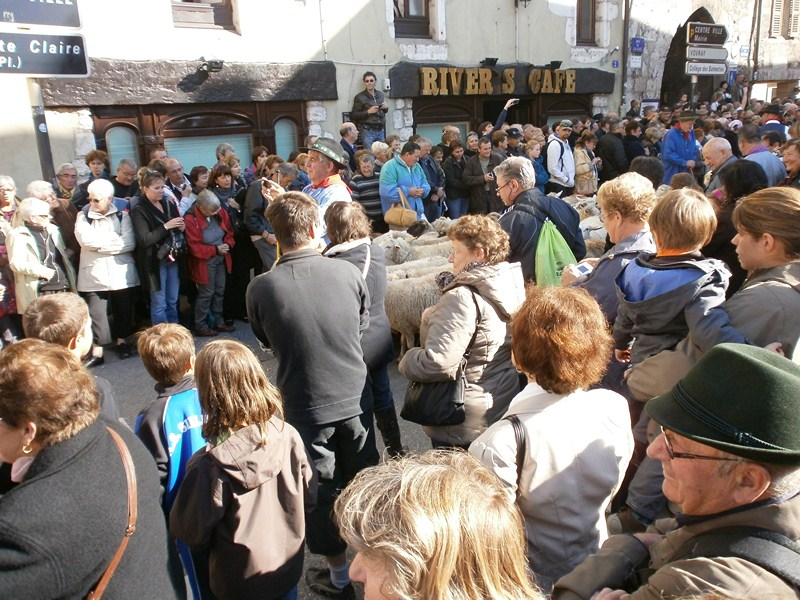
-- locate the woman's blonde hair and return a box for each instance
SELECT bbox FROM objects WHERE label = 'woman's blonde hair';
[194,340,283,444]
[733,187,800,260]
[447,214,510,264]
[335,451,542,600]
[597,172,657,224]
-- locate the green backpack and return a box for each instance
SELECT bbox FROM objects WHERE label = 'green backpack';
[535,218,577,287]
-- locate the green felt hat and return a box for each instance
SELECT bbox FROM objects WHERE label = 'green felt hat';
[646,343,800,465]
[299,138,348,169]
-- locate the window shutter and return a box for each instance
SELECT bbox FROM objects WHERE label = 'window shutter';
[771,0,785,36]
[789,0,800,37]
[164,134,252,171]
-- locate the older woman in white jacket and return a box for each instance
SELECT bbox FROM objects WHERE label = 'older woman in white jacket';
[74,179,139,360]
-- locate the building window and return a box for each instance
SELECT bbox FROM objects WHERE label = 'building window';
[394,0,430,38]
[576,0,596,46]
[771,0,800,37]
[105,126,139,169]
[172,0,235,31]
[274,119,298,160]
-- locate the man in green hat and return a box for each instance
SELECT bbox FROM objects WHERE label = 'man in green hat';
[553,343,800,599]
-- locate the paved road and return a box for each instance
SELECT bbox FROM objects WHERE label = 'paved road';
[98,320,428,599]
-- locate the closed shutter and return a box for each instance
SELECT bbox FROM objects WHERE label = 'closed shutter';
[164,134,252,170]
[771,0,785,36]
[789,0,800,37]
[273,119,297,160]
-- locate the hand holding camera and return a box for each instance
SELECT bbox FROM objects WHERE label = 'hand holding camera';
[165,217,185,231]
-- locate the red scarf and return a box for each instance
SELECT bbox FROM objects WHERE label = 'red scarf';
[308,173,352,194]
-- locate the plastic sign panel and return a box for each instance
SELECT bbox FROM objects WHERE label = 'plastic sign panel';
[686,46,728,61]
[0,0,81,28]
[686,22,728,46]
[0,32,88,76]
[685,61,727,76]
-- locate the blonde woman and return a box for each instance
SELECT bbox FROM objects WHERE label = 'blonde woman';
[335,451,543,600]
[170,339,316,600]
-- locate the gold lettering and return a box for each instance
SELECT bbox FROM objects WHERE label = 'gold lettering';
[421,67,439,96]
[528,69,542,94]
[501,68,515,94]
[438,67,450,95]
[465,68,480,94]
[541,69,554,94]
[565,69,577,93]
[448,68,464,95]
[478,68,493,95]
[554,70,566,93]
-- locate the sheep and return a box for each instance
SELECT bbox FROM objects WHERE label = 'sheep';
[386,237,452,265]
[585,238,607,258]
[385,272,442,358]
[374,229,413,250]
[432,216,454,233]
[386,255,450,281]
[411,230,448,246]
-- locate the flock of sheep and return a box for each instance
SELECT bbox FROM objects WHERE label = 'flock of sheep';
[376,195,608,358]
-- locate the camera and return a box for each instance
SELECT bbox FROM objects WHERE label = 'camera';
[156,240,173,262]
[575,263,594,276]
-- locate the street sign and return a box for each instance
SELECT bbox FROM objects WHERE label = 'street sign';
[630,37,645,54]
[686,22,728,46]
[686,46,728,61]
[685,62,727,76]
[0,32,88,77]
[0,0,81,29]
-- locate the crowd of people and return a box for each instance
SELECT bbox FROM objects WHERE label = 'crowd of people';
[1,75,800,600]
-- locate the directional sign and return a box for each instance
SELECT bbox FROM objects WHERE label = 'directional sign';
[0,0,81,29]
[686,22,728,46]
[0,32,88,77]
[685,61,727,76]
[686,46,728,61]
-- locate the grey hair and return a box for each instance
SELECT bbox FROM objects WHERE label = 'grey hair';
[215,142,234,160]
[56,163,77,175]
[117,158,137,170]
[196,189,221,213]
[17,197,51,223]
[416,136,432,148]
[87,178,115,199]
[339,122,357,137]
[276,162,298,177]
[0,175,16,190]
[494,157,536,190]
[26,180,55,200]
[765,464,800,497]
[371,141,389,155]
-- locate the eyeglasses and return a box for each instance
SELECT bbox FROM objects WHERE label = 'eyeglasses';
[496,181,512,196]
[364,79,376,83]
[660,427,741,462]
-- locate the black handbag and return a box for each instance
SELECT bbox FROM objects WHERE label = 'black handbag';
[401,288,481,427]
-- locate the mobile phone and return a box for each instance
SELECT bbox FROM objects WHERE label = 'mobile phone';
[575,263,593,276]
[488,171,495,180]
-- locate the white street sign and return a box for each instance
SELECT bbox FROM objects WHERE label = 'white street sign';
[686,47,728,61]
[685,62,728,76]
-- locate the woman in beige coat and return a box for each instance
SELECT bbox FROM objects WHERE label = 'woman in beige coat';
[399,215,526,449]
[573,131,601,196]
[7,197,76,314]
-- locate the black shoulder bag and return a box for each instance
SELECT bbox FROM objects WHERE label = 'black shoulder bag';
[401,287,481,427]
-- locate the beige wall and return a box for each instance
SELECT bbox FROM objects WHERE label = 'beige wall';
[2,0,625,179]
[0,78,48,189]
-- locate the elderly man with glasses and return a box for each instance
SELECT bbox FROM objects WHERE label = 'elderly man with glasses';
[351,70,388,150]
[553,343,800,599]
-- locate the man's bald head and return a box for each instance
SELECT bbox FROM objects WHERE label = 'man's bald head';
[701,137,733,172]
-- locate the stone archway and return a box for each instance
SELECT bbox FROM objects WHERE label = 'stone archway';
[660,7,719,107]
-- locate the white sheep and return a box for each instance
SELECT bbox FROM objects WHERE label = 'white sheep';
[411,230,448,246]
[386,255,450,281]
[432,216,454,233]
[373,229,413,252]
[385,272,442,358]
[387,237,452,265]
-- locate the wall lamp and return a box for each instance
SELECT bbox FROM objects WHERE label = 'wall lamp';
[515,0,532,6]
[549,60,563,69]
[480,57,499,67]
[199,57,224,73]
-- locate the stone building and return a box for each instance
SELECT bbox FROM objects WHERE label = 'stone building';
[1,0,625,186]
[626,0,800,106]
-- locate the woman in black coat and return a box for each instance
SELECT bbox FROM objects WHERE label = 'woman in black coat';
[323,201,404,456]
[442,140,469,218]
[0,339,184,599]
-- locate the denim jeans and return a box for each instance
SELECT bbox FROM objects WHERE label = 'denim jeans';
[151,260,180,324]
[446,197,467,219]
[424,198,444,222]
[360,127,385,149]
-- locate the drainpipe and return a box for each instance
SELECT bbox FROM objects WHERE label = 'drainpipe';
[318,0,328,61]
[620,0,631,110]
[751,0,762,88]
